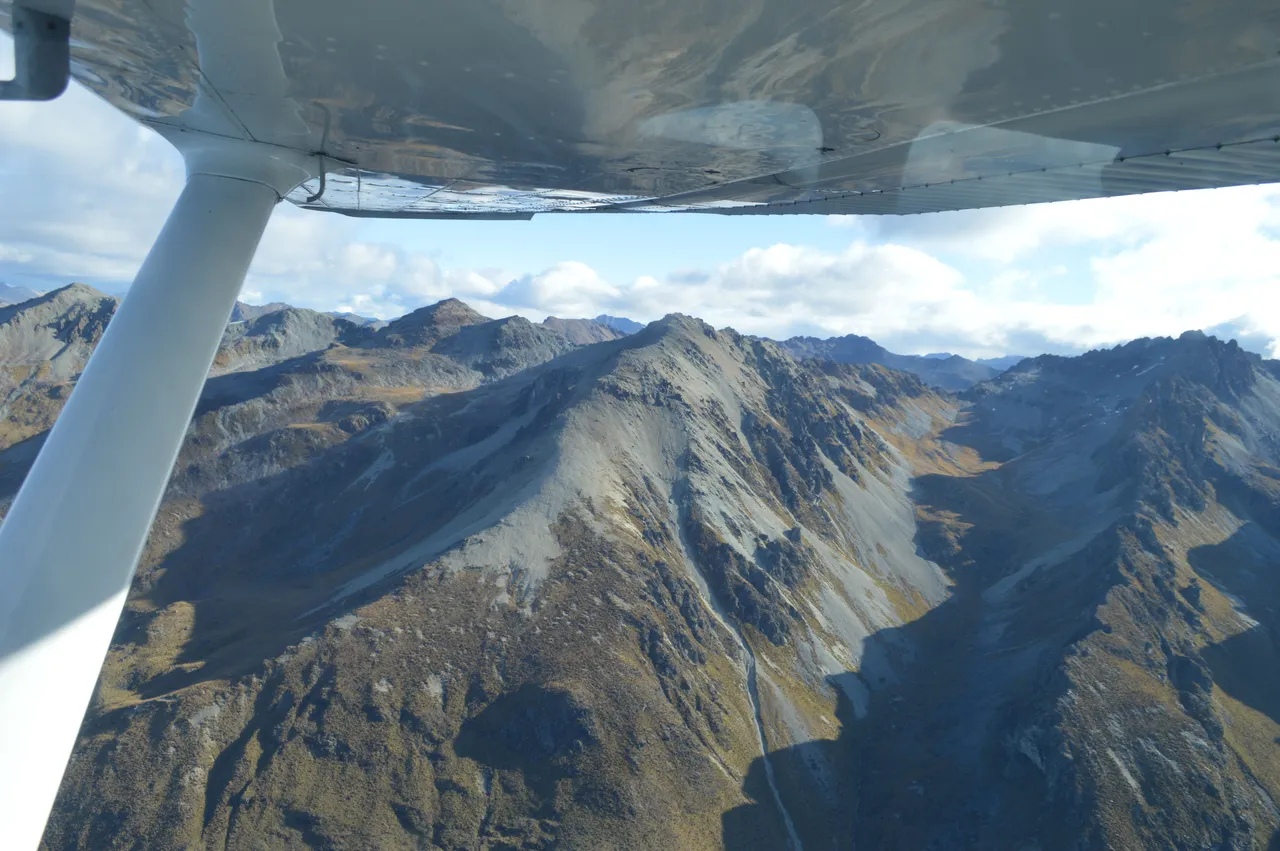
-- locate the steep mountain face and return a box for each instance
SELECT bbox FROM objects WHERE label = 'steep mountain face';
[840,332,1280,850]
[779,333,1002,392]
[0,284,117,450]
[2,293,1279,850]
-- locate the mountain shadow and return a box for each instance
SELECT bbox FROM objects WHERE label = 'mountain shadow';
[721,458,1113,850]
[724,444,1280,849]
[1189,524,1280,730]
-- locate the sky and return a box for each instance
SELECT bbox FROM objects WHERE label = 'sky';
[3,35,1280,360]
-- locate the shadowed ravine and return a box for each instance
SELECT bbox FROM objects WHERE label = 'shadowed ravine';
[737,624,803,851]
[673,471,804,851]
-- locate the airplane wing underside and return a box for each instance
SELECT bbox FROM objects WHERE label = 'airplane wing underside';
[3,0,1280,217]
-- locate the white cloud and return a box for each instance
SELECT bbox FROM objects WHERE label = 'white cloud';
[0,37,182,290]
[241,209,509,319]
[869,184,1280,264]
[474,198,1280,358]
[497,262,623,318]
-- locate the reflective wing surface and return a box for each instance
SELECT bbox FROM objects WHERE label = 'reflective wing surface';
[5,0,1280,217]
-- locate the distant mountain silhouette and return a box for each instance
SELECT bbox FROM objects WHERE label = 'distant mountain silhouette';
[593,313,644,334]
[0,282,43,306]
[779,332,1006,391]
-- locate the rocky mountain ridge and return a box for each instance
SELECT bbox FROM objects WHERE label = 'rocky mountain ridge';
[1,288,1278,849]
[0,284,1024,391]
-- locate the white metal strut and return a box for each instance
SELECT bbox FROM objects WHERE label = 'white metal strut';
[0,172,283,849]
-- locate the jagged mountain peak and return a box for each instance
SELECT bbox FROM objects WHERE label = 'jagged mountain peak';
[642,312,731,344]
[236,304,341,329]
[4,281,113,311]
[233,300,383,329]
[0,283,117,368]
[34,303,965,847]
[431,314,581,379]
[420,296,488,325]
[0,284,120,450]
[377,297,490,347]
[984,330,1265,402]
[958,329,1280,524]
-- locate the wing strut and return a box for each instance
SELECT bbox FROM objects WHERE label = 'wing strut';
[0,150,310,847]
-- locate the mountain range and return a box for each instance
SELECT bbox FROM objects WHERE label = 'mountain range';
[2,284,1280,849]
[777,334,1024,392]
[925,351,1027,371]
[0,285,1022,391]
